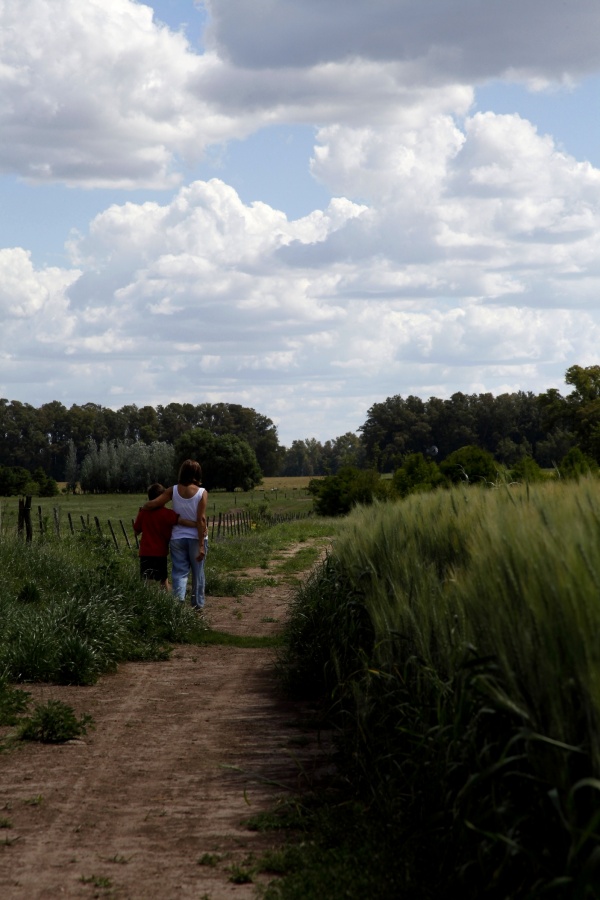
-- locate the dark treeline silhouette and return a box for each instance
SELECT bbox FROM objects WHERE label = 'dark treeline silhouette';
[1,364,597,483]
[280,365,600,474]
[0,400,282,480]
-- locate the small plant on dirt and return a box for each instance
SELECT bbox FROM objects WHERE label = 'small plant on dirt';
[23,795,43,806]
[228,862,254,884]
[198,852,221,867]
[244,800,304,833]
[0,818,12,829]
[79,874,112,888]
[18,699,94,743]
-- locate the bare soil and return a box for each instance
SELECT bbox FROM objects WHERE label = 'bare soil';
[0,544,331,899]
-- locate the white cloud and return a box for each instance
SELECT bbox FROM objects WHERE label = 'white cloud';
[2,1,600,444]
[0,0,238,187]
[1,116,600,444]
[205,0,600,84]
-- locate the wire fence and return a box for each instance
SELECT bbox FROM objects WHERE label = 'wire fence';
[11,497,312,551]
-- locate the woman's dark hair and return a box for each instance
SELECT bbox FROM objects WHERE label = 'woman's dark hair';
[178,459,202,486]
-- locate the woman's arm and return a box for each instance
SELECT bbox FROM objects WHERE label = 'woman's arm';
[142,486,173,510]
[196,490,208,561]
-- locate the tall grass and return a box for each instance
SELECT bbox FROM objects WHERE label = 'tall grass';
[0,516,335,688]
[279,480,600,897]
[0,531,206,685]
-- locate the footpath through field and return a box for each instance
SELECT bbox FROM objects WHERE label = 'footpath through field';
[0,543,330,899]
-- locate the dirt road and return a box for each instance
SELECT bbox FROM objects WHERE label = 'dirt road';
[0,547,328,899]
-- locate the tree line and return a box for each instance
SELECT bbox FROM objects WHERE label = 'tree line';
[0,400,281,480]
[284,365,600,475]
[0,365,597,491]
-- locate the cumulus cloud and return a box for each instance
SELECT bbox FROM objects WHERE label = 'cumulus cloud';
[3,107,600,444]
[0,0,248,187]
[4,0,597,192]
[2,0,600,442]
[205,0,600,83]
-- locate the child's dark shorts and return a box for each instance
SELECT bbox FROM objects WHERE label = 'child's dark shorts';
[140,556,168,583]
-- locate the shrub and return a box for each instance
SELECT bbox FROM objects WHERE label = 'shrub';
[439,444,499,484]
[557,446,598,479]
[18,699,93,743]
[308,467,390,516]
[392,452,444,497]
[509,455,545,483]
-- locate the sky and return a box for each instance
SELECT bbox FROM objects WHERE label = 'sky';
[1,1,600,448]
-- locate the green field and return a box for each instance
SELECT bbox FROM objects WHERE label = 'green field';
[0,478,315,540]
[274,477,600,898]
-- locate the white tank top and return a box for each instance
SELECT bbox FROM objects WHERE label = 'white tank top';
[171,484,205,540]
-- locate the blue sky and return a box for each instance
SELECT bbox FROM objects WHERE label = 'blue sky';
[1,0,600,448]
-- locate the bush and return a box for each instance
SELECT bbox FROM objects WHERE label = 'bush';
[509,455,545,483]
[557,446,598,479]
[18,699,93,743]
[439,444,499,485]
[308,467,391,516]
[393,452,444,497]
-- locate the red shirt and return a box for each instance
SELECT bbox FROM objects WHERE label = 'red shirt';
[133,507,179,557]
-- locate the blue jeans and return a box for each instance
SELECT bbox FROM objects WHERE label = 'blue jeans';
[170,537,208,609]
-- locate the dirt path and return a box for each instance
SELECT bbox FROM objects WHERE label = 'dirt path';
[0,544,330,899]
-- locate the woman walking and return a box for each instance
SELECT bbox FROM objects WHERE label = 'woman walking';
[143,459,208,610]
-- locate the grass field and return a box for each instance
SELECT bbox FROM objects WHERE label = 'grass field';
[0,477,316,537]
[275,478,600,898]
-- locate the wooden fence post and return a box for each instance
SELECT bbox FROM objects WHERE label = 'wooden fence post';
[119,519,131,550]
[53,507,60,537]
[24,496,32,543]
[107,520,119,550]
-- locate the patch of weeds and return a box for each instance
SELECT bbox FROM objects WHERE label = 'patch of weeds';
[228,862,254,884]
[261,616,278,623]
[106,853,130,864]
[0,680,30,726]
[18,700,94,744]
[205,571,246,597]
[198,852,222,867]
[0,834,19,847]
[258,846,305,876]
[23,795,44,806]
[273,546,321,575]
[0,818,12,829]
[80,874,112,888]
[244,800,304,833]
[255,798,408,900]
